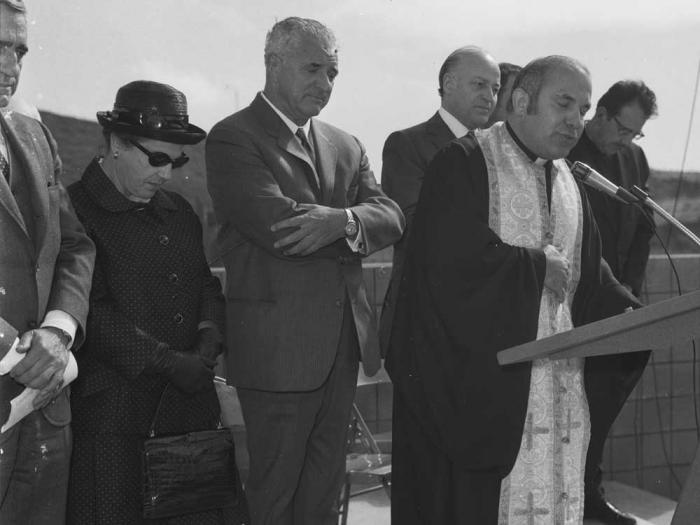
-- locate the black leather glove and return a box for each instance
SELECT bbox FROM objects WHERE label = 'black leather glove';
[149,343,216,394]
[193,326,225,361]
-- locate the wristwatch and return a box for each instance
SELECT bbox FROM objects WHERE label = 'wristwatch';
[42,325,72,348]
[344,208,358,237]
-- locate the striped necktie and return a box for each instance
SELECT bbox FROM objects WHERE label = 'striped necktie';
[0,150,9,182]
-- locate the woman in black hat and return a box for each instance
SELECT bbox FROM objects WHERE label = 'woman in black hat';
[65,81,247,524]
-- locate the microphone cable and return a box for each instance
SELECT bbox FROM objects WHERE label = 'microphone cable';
[633,198,689,492]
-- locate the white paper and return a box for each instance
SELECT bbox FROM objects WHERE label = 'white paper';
[0,338,21,375]
[1,352,78,433]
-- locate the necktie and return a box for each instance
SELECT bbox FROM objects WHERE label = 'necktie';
[296,128,316,167]
[0,150,9,183]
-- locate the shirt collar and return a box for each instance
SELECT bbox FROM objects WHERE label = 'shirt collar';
[438,106,470,138]
[82,157,177,214]
[260,91,311,136]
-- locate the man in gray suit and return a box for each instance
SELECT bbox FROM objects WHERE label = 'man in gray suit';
[0,1,95,523]
[206,16,403,525]
[379,46,500,353]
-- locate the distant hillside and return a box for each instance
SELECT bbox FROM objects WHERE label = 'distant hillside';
[648,168,700,253]
[39,110,700,259]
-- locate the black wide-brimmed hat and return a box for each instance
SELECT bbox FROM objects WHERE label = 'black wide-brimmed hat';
[96,80,206,145]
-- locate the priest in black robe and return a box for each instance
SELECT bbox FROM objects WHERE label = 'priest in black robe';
[385,56,641,524]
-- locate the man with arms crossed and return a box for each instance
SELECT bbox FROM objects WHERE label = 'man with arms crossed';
[206,17,403,525]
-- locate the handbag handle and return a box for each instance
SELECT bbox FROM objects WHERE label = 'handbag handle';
[148,383,172,438]
[147,382,224,438]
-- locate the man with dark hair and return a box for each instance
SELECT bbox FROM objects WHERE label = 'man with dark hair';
[207,16,403,525]
[387,55,639,524]
[0,0,95,523]
[568,79,657,525]
[486,62,522,126]
[379,46,499,354]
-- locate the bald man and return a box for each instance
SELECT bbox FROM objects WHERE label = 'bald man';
[379,46,500,355]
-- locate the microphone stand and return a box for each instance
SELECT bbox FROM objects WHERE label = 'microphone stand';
[630,185,700,250]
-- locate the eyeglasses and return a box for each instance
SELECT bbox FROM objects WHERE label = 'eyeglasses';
[129,140,189,169]
[612,116,645,141]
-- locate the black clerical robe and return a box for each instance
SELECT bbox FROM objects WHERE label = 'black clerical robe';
[385,132,639,524]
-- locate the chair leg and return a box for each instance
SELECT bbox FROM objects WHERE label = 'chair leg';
[382,474,391,499]
[340,476,351,525]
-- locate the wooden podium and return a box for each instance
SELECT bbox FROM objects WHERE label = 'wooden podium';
[498,290,700,365]
[496,290,700,524]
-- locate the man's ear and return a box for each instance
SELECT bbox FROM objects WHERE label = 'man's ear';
[594,106,608,120]
[511,87,530,116]
[442,72,455,96]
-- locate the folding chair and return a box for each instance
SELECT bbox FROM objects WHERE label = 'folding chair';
[338,402,391,525]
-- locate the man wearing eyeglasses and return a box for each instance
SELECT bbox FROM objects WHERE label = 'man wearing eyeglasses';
[568,80,658,525]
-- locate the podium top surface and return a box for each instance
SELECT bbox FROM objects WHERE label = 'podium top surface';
[497,290,700,365]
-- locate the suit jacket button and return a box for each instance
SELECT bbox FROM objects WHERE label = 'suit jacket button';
[335,300,342,308]
[168,272,179,284]
[173,313,184,324]
[159,235,170,246]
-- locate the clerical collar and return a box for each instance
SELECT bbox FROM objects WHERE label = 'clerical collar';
[437,107,470,138]
[260,91,311,136]
[504,122,541,161]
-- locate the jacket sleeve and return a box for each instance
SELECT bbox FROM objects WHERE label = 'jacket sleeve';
[82,256,166,380]
[346,136,405,256]
[43,124,95,348]
[381,130,425,233]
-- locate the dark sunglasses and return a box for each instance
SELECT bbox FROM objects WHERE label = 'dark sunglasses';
[128,139,189,169]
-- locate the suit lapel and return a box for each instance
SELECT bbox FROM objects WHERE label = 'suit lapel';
[2,112,49,250]
[0,113,30,239]
[310,122,337,204]
[253,94,322,197]
[426,111,457,149]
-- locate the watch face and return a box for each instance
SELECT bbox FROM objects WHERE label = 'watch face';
[345,221,358,237]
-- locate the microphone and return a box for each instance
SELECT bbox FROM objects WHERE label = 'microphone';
[570,161,638,204]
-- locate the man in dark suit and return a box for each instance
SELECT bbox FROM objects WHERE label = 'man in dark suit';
[206,16,404,525]
[568,80,657,525]
[379,46,500,353]
[0,1,95,523]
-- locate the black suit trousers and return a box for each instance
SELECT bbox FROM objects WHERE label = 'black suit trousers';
[237,300,360,525]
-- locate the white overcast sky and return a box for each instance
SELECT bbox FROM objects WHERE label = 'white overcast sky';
[13,0,700,173]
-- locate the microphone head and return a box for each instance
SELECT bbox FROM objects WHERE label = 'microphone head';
[570,161,591,181]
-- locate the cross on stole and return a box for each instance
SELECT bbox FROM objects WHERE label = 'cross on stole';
[514,492,550,525]
[562,487,580,521]
[560,408,582,444]
[524,412,550,451]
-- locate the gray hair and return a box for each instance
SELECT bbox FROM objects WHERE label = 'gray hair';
[507,55,589,113]
[264,17,336,66]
